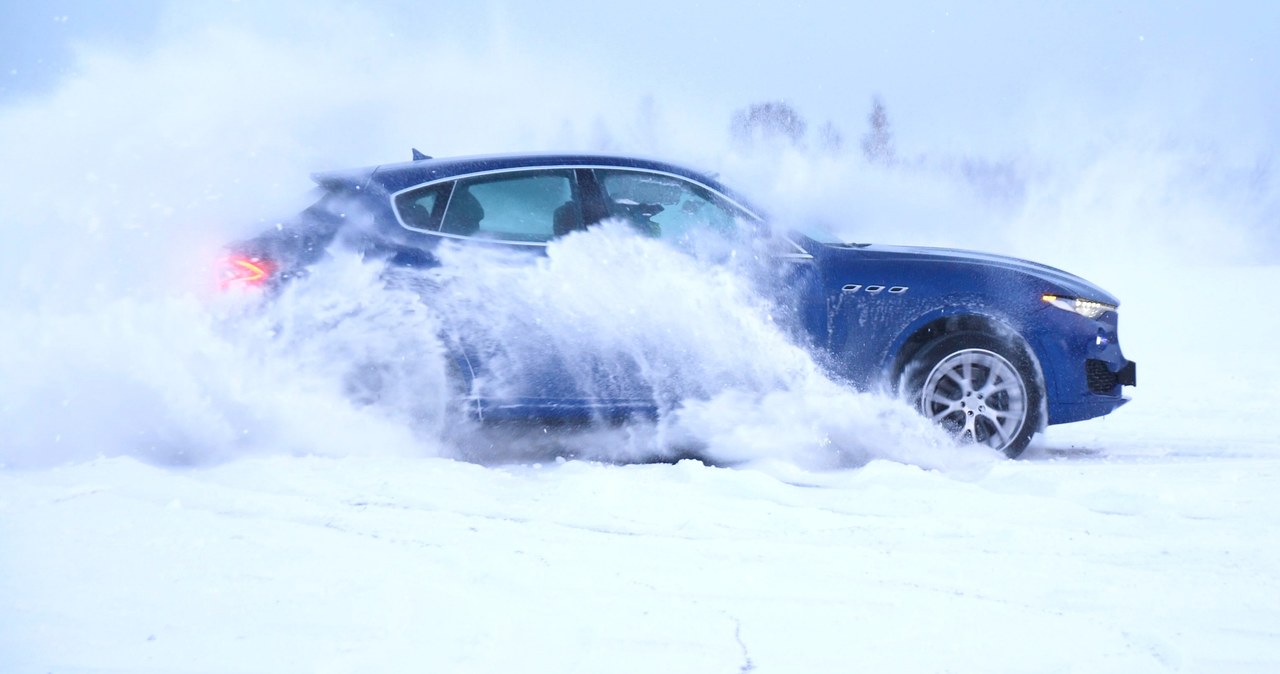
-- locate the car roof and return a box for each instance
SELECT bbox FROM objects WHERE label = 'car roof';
[312,152,750,205]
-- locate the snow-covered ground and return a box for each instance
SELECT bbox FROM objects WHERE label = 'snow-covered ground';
[3,261,1278,674]
[4,445,1278,674]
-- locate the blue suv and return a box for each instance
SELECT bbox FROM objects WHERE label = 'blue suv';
[224,152,1136,457]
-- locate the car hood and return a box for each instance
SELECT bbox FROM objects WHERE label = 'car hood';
[818,242,1120,306]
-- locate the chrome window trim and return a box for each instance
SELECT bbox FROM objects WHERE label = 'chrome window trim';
[387,163,810,255]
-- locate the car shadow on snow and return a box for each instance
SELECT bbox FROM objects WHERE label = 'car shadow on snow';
[1021,441,1107,461]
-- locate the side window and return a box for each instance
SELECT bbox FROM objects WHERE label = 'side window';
[439,169,579,242]
[393,183,450,231]
[596,170,744,241]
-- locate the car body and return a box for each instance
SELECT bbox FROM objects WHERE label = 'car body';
[224,151,1136,456]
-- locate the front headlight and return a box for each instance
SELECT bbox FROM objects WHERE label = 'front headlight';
[1042,294,1116,319]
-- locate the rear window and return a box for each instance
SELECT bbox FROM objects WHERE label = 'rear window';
[394,183,451,231]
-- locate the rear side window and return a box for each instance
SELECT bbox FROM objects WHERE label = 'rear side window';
[439,169,578,242]
[394,183,451,231]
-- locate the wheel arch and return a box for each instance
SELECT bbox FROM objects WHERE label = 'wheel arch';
[885,310,1048,418]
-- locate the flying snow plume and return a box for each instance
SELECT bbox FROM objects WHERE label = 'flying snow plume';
[716,98,1279,288]
[405,222,973,470]
[6,2,1272,472]
[0,9,604,466]
[0,253,453,467]
[0,5,973,473]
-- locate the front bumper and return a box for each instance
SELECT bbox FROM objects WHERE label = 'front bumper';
[1086,358,1137,392]
[1047,358,1136,425]
[1032,303,1137,425]
[1117,359,1137,387]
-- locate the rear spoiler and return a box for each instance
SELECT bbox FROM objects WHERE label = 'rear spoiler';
[310,165,378,191]
[310,149,432,191]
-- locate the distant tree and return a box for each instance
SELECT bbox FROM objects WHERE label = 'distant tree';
[860,96,895,165]
[591,117,616,152]
[958,157,1027,204]
[817,121,844,154]
[731,101,808,149]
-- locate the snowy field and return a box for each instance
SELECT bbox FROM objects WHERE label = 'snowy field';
[3,2,1279,673]
[4,260,1279,674]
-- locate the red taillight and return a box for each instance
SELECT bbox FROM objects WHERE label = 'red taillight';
[220,255,275,289]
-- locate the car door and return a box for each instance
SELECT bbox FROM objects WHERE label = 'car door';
[391,168,624,420]
[591,167,827,351]
[590,168,746,244]
[459,166,765,421]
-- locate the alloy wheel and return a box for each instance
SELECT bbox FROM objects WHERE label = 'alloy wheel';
[921,348,1029,450]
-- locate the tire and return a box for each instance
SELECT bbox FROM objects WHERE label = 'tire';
[906,331,1042,458]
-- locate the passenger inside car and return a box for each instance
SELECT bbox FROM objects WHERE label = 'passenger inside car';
[440,188,485,236]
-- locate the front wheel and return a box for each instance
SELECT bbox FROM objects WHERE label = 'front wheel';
[907,332,1042,458]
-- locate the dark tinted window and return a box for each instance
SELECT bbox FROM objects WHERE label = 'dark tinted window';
[394,183,450,231]
[439,170,578,242]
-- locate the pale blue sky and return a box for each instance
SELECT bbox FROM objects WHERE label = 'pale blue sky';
[2,1,1275,155]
